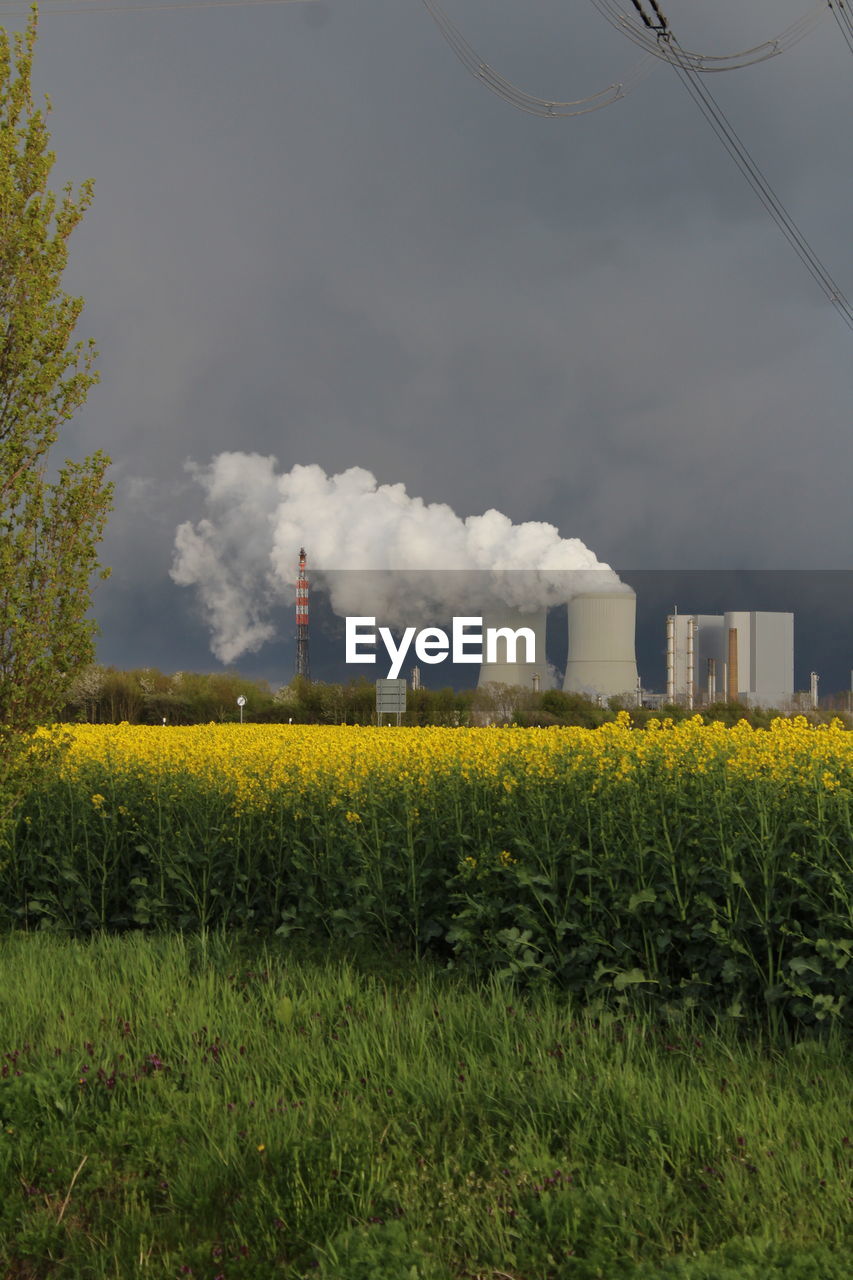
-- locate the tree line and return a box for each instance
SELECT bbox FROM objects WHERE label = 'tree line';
[59,665,851,730]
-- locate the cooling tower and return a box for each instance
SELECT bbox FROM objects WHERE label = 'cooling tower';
[477,609,551,690]
[563,592,638,699]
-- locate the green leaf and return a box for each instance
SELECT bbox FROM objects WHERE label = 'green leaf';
[274,995,294,1026]
[788,955,822,976]
[613,968,655,990]
[628,888,657,912]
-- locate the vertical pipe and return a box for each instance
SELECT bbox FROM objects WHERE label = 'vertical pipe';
[707,658,716,703]
[686,616,695,711]
[666,615,675,702]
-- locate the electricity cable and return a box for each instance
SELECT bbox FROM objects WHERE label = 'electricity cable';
[421,0,653,118]
[661,31,853,328]
[826,0,853,54]
[0,0,653,120]
[5,0,847,326]
[587,0,826,72]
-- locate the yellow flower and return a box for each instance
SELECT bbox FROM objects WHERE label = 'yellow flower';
[90,793,105,810]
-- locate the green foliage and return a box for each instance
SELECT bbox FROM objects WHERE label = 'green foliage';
[58,666,853,730]
[0,934,850,1277]
[632,1239,853,1279]
[0,8,111,732]
[0,723,66,856]
[539,688,610,727]
[318,1220,446,1280]
[60,666,482,726]
[4,733,851,1034]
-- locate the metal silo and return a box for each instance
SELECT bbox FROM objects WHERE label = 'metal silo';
[563,591,638,700]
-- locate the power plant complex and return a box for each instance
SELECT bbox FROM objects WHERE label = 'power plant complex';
[293,550,801,708]
[480,598,797,708]
[665,610,794,709]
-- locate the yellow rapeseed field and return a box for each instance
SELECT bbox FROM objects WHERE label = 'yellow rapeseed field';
[53,713,852,814]
[10,715,850,1022]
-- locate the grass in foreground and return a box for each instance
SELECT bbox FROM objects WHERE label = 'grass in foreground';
[0,931,850,1280]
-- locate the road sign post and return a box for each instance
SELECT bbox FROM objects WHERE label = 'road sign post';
[375,678,407,726]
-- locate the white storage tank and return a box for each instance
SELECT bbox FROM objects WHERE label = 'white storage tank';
[563,591,638,700]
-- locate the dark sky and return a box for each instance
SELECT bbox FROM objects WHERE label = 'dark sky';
[18,0,853,687]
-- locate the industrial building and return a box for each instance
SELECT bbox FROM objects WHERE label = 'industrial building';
[666,610,794,708]
[291,549,797,708]
[473,593,793,708]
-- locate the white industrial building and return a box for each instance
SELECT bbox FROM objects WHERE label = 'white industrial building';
[666,610,794,708]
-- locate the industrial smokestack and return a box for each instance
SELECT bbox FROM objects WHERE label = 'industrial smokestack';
[728,627,739,703]
[563,592,638,701]
[295,547,310,680]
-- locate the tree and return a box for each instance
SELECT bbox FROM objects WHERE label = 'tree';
[0,8,112,734]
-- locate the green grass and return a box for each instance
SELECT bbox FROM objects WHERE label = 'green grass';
[0,931,850,1279]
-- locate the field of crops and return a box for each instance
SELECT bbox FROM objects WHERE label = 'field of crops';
[3,715,851,1029]
[1,717,852,1277]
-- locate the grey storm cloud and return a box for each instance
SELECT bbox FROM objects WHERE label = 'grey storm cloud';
[12,0,850,675]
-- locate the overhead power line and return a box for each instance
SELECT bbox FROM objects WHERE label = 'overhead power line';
[5,0,847,327]
[421,0,653,118]
[587,0,827,72]
[826,0,853,54]
[609,3,852,328]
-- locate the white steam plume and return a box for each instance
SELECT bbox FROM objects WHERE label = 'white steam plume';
[171,455,626,663]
